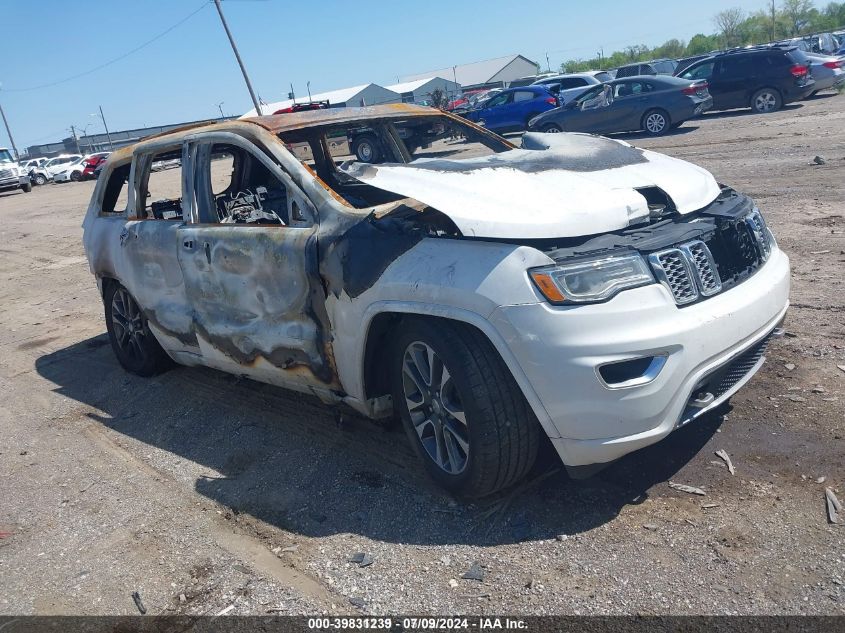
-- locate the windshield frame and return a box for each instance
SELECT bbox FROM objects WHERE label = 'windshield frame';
[0,149,14,163]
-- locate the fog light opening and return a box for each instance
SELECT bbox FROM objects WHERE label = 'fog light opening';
[598,355,667,389]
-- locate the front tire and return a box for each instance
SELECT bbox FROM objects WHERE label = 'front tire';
[642,109,670,135]
[542,123,563,133]
[751,88,782,113]
[390,318,539,498]
[20,182,32,193]
[104,282,172,377]
[33,174,46,186]
[70,170,83,182]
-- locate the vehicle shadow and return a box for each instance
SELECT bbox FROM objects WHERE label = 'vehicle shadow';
[612,125,700,141]
[36,334,726,546]
[697,103,803,121]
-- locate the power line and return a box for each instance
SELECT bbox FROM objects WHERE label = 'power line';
[3,2,210,93]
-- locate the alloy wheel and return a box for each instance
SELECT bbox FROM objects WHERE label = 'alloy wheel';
[401,341,470,475]
[646,112,666,134]
[755,92,777,112]
[111,287,147,363]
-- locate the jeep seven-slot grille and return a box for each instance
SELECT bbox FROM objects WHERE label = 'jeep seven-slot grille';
[648,210,771,306]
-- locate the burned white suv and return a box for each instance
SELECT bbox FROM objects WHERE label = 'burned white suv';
[82,105,789,497]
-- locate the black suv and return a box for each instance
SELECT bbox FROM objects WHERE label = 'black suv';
[615,59,678,78]
[675,47,815,113]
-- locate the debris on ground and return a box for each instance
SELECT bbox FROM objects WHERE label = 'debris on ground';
[837,364,845,373]
[784,363,796,370]
[349,597,366,609]
[461,561,485,582]
[280,545,299,553]
[448,579,459,589]
[812,386,826,393]
[785,395,807,402]
[348,552,374,568]
[812,155,826,165]
[643,524,659,531]
[825,487,842,524]
[216,604,235,616]
[715,449,736,475]
[0,531,12,539]
[816,476,827,484]
[669,482,706,496]
[131,591,147,615]
[179,594,187,604]
[701,503,720,509]
[810,250,830,255]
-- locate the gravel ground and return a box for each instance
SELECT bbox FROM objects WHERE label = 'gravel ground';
[0,93,843,616]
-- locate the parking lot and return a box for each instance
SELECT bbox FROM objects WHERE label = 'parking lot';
[1,94,844,616]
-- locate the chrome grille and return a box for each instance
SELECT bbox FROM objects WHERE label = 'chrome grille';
[0,168,13,179]
[682,240,722,296]
[648,249,698,305]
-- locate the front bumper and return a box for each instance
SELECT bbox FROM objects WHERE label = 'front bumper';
[0,174,28,190]
[490,247,790,468]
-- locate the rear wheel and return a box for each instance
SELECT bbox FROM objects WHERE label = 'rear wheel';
[390,318,539,498]
[104,282,172,376]
[642,109,670,135]
[351,134,382,163]
[751,88,782,113]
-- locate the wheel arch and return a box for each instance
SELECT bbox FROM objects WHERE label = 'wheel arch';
[357,303,559,440]
[750,86,782,108]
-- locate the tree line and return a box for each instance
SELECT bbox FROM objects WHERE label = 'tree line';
[560,0,845,73]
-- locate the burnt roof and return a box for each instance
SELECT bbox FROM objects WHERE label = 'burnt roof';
[245,103,437,133]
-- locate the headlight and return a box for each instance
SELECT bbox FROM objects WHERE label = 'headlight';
[529,253,654,304]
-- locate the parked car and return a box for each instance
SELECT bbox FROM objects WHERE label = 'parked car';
[531,71,613,104]
[82,104,790,497]
[674,54,714,76]
[0,147,32,194]
[31,154,83,185]
[507,75,543,88]
[802,52,845,94]
[18,157,48,175]
[615,59,678,78]
[81,152,111,180]
[528,75,711,136]
[53,157,89,182]
[462,86,559,133]
[446,89,490,111]
[676,47,815,113]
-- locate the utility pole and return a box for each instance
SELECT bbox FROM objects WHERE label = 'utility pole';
[307,81,312,103]
[70,125,82,155]
[770,0,776,41]
[545,52,551,73]
[97,106,114,150]
[0,95,20,159]
[213,0,262,115]
[216,102,225,119]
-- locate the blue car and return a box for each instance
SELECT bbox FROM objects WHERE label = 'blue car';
[463,86,559,133]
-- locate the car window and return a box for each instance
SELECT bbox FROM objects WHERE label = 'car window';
[594,72,613,82]
[199,143,308,226]
[485,93,510,107]
[559,78,588,89]
[613,81,651,97]
[719,56,755,77]
[512,90,536,102]
[681,61,714,80]
[138,149,183,220]
[100,163,130,215]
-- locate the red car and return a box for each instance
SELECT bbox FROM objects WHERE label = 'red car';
[82,152,111,180]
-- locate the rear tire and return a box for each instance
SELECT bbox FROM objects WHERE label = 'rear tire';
[351,133,382,163]
[104,282,172,377]
[751,88,782,113]
[390,318,540,498]
[642,109,670,135]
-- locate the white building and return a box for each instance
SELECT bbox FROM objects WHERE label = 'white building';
[401,54,540,91]
[385,76,461,103]
[242,83,401,117]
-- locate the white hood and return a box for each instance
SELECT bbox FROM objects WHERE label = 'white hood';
[340,133,721,239]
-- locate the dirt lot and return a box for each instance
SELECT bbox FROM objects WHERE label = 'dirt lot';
[1,95,843,616]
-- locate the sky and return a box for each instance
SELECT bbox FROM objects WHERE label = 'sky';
[0,0,767,151]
